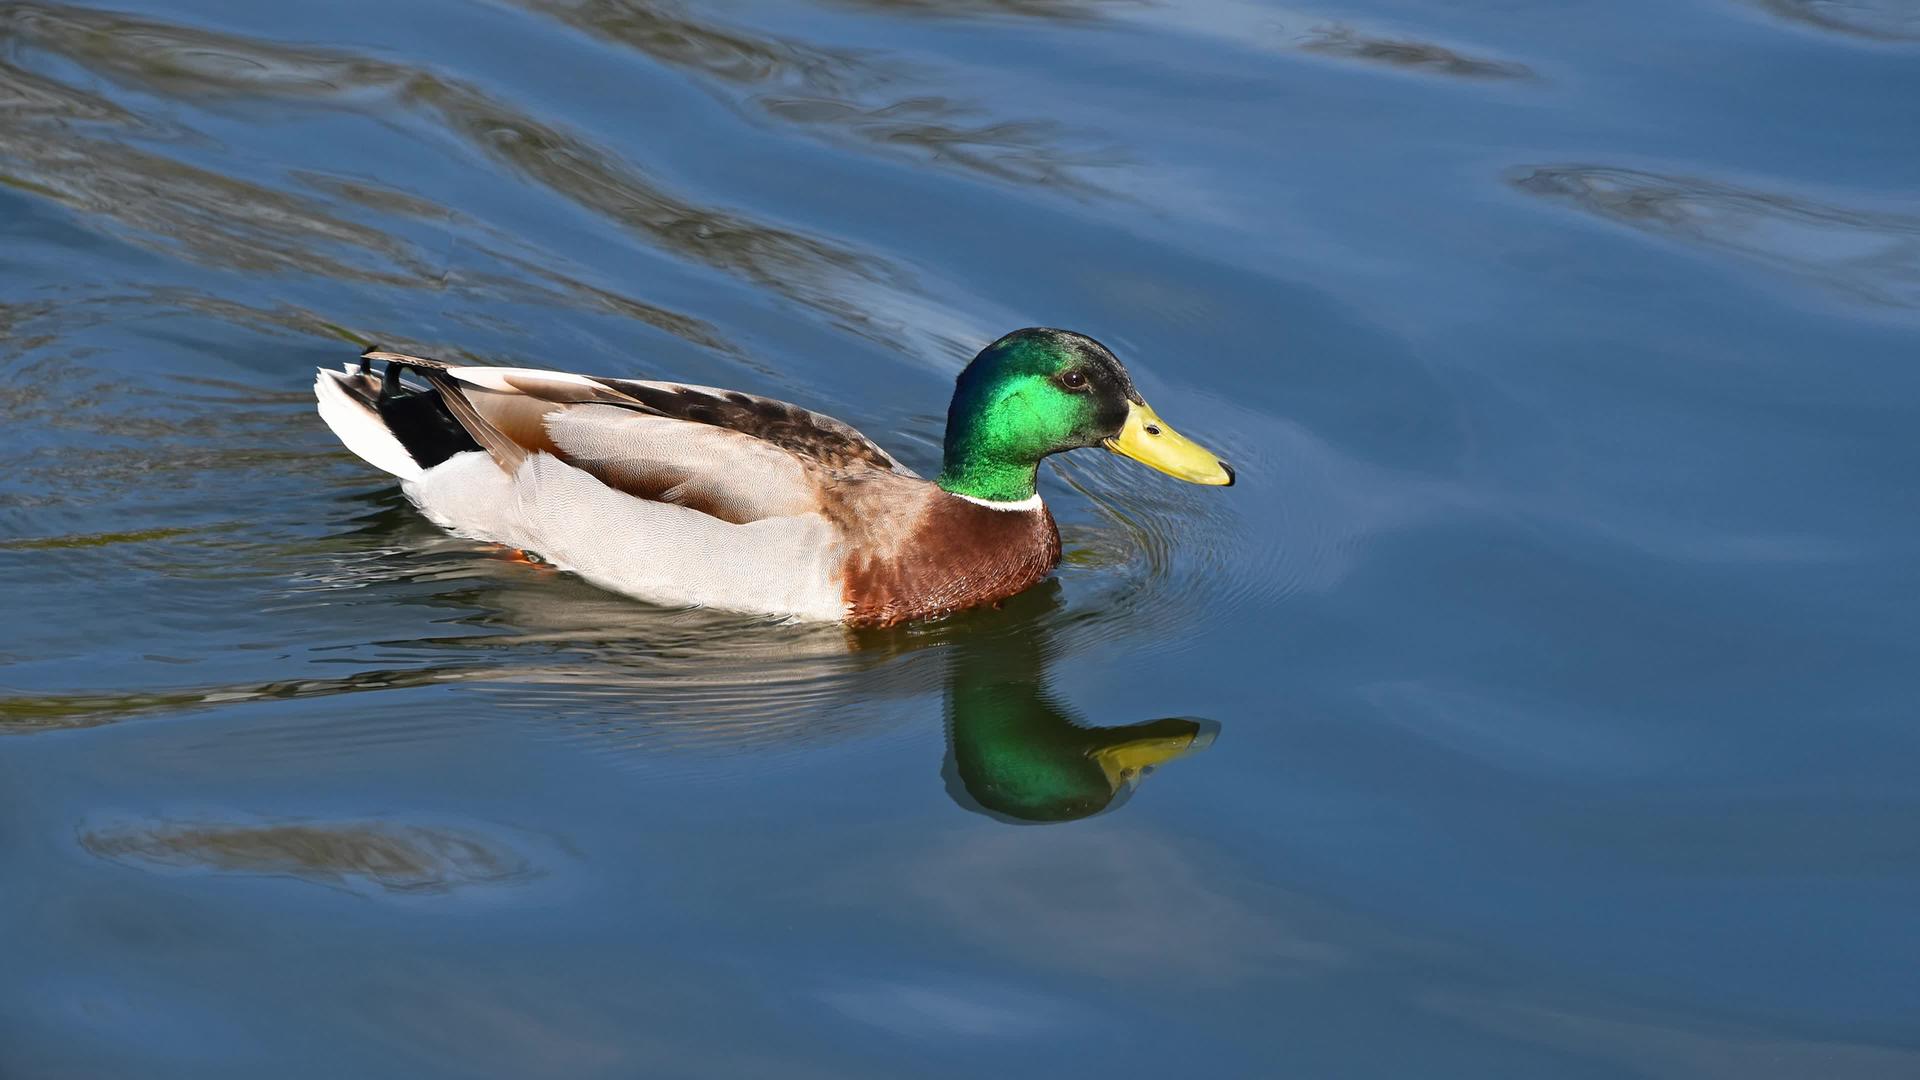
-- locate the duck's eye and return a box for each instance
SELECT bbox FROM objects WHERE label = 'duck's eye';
[1061,370,1087,389]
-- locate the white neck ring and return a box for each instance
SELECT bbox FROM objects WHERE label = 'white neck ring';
[949,491,1044,512]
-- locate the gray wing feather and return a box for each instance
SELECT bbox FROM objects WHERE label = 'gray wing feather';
[542,404,823,524]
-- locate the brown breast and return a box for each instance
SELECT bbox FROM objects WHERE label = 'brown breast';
[838,489,1062,627]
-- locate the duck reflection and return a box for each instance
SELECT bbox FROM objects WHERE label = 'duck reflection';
[933,599,1218,824]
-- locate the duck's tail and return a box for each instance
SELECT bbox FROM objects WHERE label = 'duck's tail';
[313,349,485,481]
[315,364,422,480]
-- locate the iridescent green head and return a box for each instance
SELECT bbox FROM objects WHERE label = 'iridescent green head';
[937,328,1235,503]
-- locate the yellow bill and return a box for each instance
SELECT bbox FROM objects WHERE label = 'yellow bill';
[1092,729,1214,790]
[1103,399,1235,485]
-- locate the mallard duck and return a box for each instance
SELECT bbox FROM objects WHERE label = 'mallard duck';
[314,328,1232,626]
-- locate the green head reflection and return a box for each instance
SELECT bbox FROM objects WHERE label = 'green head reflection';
[937,605,1219,823]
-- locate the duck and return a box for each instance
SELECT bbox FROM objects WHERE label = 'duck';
[314,328,1233,627]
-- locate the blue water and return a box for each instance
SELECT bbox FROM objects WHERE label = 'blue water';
[3,1,1919,1075]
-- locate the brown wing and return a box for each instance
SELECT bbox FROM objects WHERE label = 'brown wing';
[357,351,898,525]
[590,378,913,476]
[383,355,912,475]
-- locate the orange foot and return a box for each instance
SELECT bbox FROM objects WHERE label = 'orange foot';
[492,546,551,569]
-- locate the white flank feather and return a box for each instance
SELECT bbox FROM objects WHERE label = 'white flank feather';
[403,452,851,622]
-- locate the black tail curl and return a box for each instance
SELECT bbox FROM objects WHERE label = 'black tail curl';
[359,346,482,469]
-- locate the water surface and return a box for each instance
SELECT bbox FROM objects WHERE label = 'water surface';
[3,0,1919,1075]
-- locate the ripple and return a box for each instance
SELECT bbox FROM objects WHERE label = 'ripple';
[1363,681,1675,781]
[0,1,1016,358]
[1293,23,1535,80]
[0,124,429,285]
[1039,432,1254,656]
[1514,163,1920,310]
[0,54,133,121]
[1427,991,1920,1078]
[511,0,1121,193]
[816,826,1347,984]
[1748,0,1920,42]
[79,815,547,895]
[949,1,1540,84]
[0,134,729,350]
[0,8,830,343]
[826,0,1121,22]
[0,526,197,551]
[0,666,486,734]
[1041,399,1440,655]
